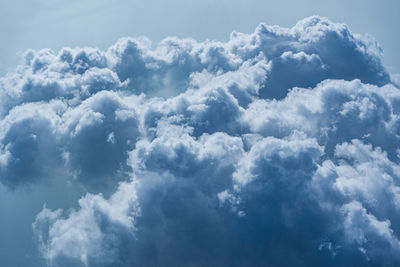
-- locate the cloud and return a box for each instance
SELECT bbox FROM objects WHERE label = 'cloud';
[33,182,139,267]
[34,77,400,266]
[0,16,398,266]
[0,91,142,191]
[0,16,389,112]
[243,79,400,161]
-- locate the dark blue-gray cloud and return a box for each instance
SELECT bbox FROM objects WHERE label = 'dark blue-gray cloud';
[0,16,399,266]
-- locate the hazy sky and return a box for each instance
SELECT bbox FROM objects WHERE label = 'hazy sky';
[1,0,399,75]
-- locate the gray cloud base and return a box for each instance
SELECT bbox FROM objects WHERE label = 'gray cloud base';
[0,16,399,266]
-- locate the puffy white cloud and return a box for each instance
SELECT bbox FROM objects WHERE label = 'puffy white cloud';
[0,90,142,190]
[33,182,139,267]
[0,16,388,114]
[0,16,397,266]
[242,79,400,160]
[36,129,400,266]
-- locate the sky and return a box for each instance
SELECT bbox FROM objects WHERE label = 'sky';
[1,0,400,75]
[1,1,400,266]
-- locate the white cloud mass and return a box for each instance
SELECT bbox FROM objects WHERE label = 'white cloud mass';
[0,16,399,266]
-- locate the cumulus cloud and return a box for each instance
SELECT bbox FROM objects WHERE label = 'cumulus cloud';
[0,16,398,266]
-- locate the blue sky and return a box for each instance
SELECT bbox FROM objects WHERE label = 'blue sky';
[1,0,399,74]
[1,1,400,266]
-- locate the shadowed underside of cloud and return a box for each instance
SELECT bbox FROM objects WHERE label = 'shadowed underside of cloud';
[0,16,399,266]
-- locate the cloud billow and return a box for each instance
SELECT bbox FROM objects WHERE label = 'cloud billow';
[0,16,399,266]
